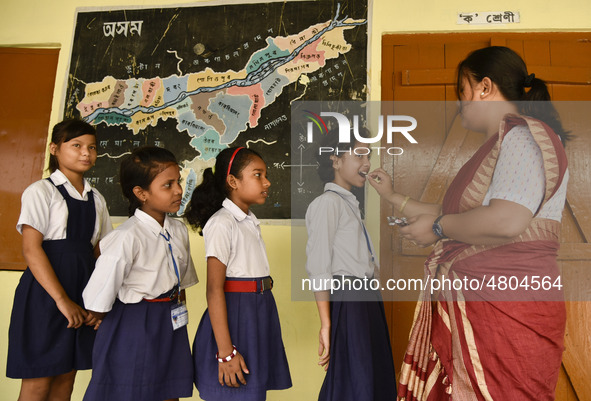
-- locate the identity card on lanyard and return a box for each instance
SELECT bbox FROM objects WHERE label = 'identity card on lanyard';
[161,231,189,330]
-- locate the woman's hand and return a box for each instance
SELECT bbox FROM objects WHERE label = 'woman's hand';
[318,325,331,371]
[218,352,249,387]
[55,297,88,329]
[368,168,394,198]
[399,214,440,247]
[368,169,441,217]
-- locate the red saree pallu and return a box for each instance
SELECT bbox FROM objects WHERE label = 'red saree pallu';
[397,115,568,401]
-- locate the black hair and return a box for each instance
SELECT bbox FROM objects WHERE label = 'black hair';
[119,146,178,216]
[316,126,371,183]
[456,46,570,145]
[184,147,263,234]
[48,119,97,173]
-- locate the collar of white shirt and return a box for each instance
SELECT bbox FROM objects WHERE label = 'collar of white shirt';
[324,182,359,208]
[222,198,260,226]
[50,169,93,198]
[134,208,174,238]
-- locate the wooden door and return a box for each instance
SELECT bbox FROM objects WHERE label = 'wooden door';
[0,48,59,270]
[381,33,591,400]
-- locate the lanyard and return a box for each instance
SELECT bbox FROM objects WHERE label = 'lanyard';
[326,190,375,262]
[160,230,181,301]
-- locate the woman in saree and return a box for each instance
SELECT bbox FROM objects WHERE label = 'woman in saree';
[369,46,570,400]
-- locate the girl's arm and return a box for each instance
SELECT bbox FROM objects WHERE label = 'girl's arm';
[207,257,249,387]
[91,190,112,261]
[22,225,88,329]
[88,192,111,327]
[83,231,132,326]
[93,242,101,259]
[314,291,331,370]
[368,168,441,217]
[305,194,341,369]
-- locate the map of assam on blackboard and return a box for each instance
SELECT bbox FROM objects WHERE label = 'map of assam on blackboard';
[63,0,368,218]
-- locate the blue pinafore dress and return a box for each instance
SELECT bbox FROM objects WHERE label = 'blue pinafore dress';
[7,178,97,378]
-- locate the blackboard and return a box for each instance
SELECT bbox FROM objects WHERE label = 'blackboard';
[62,0,368,218]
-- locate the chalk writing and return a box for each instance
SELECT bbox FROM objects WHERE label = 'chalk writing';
[103,21,143,37]
[264,114,288,130]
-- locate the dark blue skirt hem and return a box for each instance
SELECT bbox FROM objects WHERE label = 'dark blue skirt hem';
[6,364,91,380]
[193,289,292,400]
[318,290,396,401]
[85,380,193,401]
[84,299,193,401]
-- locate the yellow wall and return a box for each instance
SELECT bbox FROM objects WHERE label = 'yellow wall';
[1,0,590,399]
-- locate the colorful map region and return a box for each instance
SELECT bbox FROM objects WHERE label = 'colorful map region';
[77,6,366,165]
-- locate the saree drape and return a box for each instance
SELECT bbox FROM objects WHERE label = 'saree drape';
[397,115,568,401]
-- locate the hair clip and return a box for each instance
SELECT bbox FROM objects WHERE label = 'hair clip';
[523,73,535,88]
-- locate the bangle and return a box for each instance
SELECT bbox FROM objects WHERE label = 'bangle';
[216,345,237,363]
[399,195,410,214]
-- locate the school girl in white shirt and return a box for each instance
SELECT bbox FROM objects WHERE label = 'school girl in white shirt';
[305,129,397,400]
[7,119,112,401]
[185,146,291,400]
[82,146,198,401]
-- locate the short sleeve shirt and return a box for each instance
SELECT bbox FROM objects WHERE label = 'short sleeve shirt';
[16,169,112,245]
[305,183,375,290]
[83,209,198,312]
[203,198,270,278]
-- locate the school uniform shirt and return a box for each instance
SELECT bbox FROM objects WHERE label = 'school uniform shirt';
[16,169,112,246]
[82,209,198,313]
[305,183,376,291]
[203,198,270,278]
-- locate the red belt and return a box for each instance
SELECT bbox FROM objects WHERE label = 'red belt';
[224,277,273,293]
[144,288,179,303]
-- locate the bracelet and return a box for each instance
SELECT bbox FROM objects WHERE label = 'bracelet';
[432,215,447,239]
[399,195,410,214]
[216,345,237,363]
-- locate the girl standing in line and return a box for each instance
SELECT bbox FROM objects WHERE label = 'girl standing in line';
[305,129,397,401]
[185,146,292,401]
[82,146,198,401]
[7,119,112,401]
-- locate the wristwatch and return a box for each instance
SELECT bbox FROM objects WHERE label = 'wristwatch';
[432,215,447,239]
